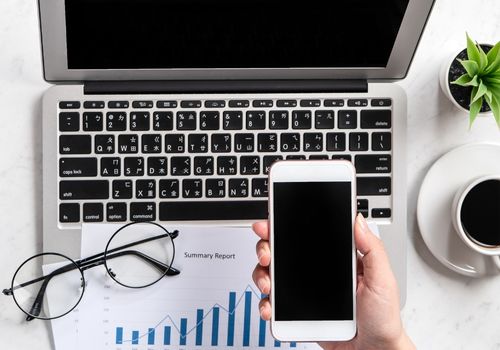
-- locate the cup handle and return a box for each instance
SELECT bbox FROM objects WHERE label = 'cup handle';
[493,256,500,271]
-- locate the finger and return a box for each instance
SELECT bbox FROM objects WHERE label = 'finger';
[256,239,271,267]
[259,297,272,321]
[252,264,271,295]
[252,221,269,241]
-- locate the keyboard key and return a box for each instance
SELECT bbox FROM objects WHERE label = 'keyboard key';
[286,155,306,160]
[124,157,144,176]
[304,133,323,152]
[229,100,250,108]
[59,203,80,223]
[371,99,392,107]
[229,179,249,198]
[136,180,156,199]
[253,100,273,108]
[182,179,203,198]
[59,135,91,154]
[130,112,150,131]
[108,101,129,109]
[59,180,109,200]
[206,179,226,198]
[217,156,237,175]
[113,180,133,199]
[258,133,278,152]
[331,154,352,161]
[181,100,202,108]
[95,135,115,154]
[349,133,369,151]
[247,111,266,130]
[194,156,214,175]
[147,157,168,176]
[132,101,153,108]
[372,208,391,218]
[280,133,300,152]
[361,110,391,129]
[276,100,297,107]
[357,177,391,196]
[159,201,267,221]
[157,100,178,108]
[315,110,335,129]
[118,134,139,153]
[153,112,174,131]
[205,100,226,108]
[338,110,357,129]
[82,112,103,131]
[211,134,231,153]
[309,155,329,160]
[300,99,321,107]
[357,199,369,218]
[269,111,289,129]
[223,111,243,130]
[240,156,260,175]
[235,134,255,153]
[142,134,162,153]
[324,99,344,107]
[188,134,209,153]
[59,101,81,109]
[326,133,346,151]
[100,157,121,177]
[348,99,368,107]
[200,111,220,130]
[83,203,104,222]
[292,111,312,129]
[171,157,191,176]
[252,178,269,197]
[84,101,105,109]
[372,132,392,151]
[59,112,80,132]
[177,111,197,130]
[107,203,127,222]
[106,112,127,131]
[355,155,391,173]
[165,134,185,153]
[130,202,156,221]
[159,179,180,198]
[59,158,97,177]
[263,155,283,174]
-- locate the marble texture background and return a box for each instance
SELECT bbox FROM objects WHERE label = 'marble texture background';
[0,0,499,348]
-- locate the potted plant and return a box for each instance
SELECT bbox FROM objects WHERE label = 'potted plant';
[440,34,500,128]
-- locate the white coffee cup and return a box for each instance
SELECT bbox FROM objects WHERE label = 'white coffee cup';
[451,175,500,270]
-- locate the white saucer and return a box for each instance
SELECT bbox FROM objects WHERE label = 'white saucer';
[417,142,500,277]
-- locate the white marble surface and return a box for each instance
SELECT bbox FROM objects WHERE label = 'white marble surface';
[0,0,500,348]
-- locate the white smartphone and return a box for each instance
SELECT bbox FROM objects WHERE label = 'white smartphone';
[269,160,357,342]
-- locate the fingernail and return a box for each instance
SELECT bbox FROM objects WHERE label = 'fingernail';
[258,279,267,293]
[357,213,368,233]
[257,250,264,263]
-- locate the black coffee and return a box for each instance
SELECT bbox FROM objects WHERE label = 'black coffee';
[460,179,500,247]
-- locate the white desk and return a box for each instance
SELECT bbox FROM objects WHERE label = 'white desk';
[0,0,499,348]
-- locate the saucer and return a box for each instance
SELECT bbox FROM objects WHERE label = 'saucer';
[417,143,500,277]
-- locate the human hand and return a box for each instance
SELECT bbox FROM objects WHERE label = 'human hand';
[252,213,415,350]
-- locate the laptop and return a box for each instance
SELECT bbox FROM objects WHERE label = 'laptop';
[40,0,435,306]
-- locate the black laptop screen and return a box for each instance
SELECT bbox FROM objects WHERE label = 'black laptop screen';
[65,0,409,69]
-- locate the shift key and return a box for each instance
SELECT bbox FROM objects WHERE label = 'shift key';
[357,177,391,196]
[60,180,109,200]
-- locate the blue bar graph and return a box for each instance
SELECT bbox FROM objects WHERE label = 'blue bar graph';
[163,326,171,345]
[115,327,123,345]
[131,331,139,345]
[243,291,252,346]
[147,328,155,345]
[211,307,220,346]
[258,317,266,347]
[180,318,187,346]
[291,342,297,347]
[275,339,281,347]
[227,292,236,346]
[196,309,203,346]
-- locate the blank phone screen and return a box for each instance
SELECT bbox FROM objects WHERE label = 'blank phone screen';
[273,182,353,321]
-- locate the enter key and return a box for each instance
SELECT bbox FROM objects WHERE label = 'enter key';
[355,154,392,173]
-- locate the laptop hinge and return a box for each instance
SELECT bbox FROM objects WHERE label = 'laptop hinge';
[83,80,368,95]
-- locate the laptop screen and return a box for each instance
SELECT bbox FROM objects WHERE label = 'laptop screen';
[65,0,409,70]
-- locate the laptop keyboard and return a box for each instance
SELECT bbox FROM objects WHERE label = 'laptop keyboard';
[57,96,393,224]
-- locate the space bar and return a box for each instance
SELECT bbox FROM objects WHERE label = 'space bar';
[159,201,268,221]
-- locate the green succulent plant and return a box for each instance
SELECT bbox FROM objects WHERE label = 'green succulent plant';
[451,34,500,128]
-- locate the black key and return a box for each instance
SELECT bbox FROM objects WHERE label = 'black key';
[304,133,323,152]
[171,157,191,176]
[357,177,391,196]
[95,135,115,154]
[252,178,268,197]
[118,134,139,153]
[223,111,243,130]
[372,132,392,151]
[130,202,156,221]
[188,134,209,153]
[200,111,220,130]
[206,179,226,198]
[59,135,91,154]
[338,110,358,129]
[60,203,80,223]
[286,155,306,160]
[136,180,156,199]
[211,134,231,153]
[59,180,109,200]
[157,100,178,108]
[142,134,162,153]
[258,133,278,152]
[147,157,168,176]
[324,99,344,107]
[182,179,203,198]
[372,208,391,218]
[217,156,237,175]
[106,112,127,131]
[107,203,127,222]
[84,101,105,109]
[108,101,129,109]
[349,133,369,152]
[113,180,133,199]
[83,112,103,131]
[165,134,185,153]
[59,101,81,109]
[59,112,80,132]
[263,155,283,174]
[371,99,392,107]
[348,99,368,107]
[100,157,121,177]
[300,99,321,107]
[124,157,144,176]
[159,179,180,198]
[326,133,346,151]
[280,133,300,152]
[235,134,255,153]
[194,156,214,175]
[132,101,153,109]
[181,100,202,108]
[355,155,391,173]
[83,203,104,222]
[159,201,268,221]
[358,199,369,218]
[177,111,197,130]
[59,158,97,177]
[292,111,312,129]
[240,156,260,175]
[229,100,250,108]
[229,179,249,198]
[315,110,335,129]
[130,112,150,131]
[247,111,266,130]
[153,112,174,131]
[276,100,297,107]
[361,110,392,129]
[269,111,289,130]
[331,154,352,161]
[309,155,329,160]
[253,100,273,108]
[205,100,226,108]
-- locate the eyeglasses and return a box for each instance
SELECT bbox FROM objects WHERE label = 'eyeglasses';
[2,222,179,321]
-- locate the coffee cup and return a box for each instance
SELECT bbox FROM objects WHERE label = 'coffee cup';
[451,175,500,270]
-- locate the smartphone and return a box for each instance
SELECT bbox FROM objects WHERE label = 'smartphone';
[269,160,357,342]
